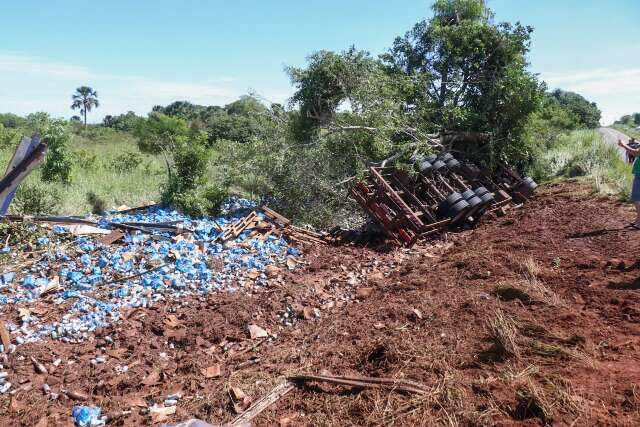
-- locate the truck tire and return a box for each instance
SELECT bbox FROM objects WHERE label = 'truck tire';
[432,160,447,172]
[462,189,476,200]
[474,186,489,197]
[438,152,454,162]
[446,159,460,170]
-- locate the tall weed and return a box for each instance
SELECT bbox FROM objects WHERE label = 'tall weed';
[532,130,632,199]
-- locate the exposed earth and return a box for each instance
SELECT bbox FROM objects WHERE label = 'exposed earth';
[2,179,640,426]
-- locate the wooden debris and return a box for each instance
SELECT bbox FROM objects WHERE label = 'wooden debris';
[222,211,259,242]
[247,324,268,339]
[149,405,176,423]
[288,373,428,395]
[260,206,327,245]
[261,206,290,226]
[67,224,111,236]
[164,314,181,328]
[356,287,373,299]
[98,230,124,245]
[201,364,222,378]
[231,381,295,426]
[64,389,89,401]
[230,386,253,414]
[39,276,60,296]
[142,370,161,386]
[0,321,11,351]
[115,201,156,214]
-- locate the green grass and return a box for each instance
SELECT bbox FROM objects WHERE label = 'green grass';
[534,129,632,200]
[3,129,166,215]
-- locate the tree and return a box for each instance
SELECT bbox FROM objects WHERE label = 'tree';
[134,113,226,216]
[382,0,544,162]
[42,119,73,183]
[549,89,601,128]
[134,112,190,177]
[102,111,141,132]
[0,113,26,129]
[71,86,99,127]
[224,96,267,116]
[152,97,270,145]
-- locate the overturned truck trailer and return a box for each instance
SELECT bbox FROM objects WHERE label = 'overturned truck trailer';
[350,152,537,247]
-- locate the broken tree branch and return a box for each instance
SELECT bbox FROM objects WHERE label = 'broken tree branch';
[288,373,428,395]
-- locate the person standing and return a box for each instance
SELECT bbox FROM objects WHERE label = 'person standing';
[619,138,640,227]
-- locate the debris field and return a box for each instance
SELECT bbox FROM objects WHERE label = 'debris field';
[0,180,639,425]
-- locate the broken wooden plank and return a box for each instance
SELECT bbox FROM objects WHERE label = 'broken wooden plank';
[231,380,295,426]
[67,224,112,236]
[99,230,125,245]
[0,321,11,351]
[260,206,291,226]
[222,211,258,242]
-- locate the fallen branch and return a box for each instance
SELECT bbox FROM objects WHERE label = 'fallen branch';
[288,373,428,395]
[229,373,429,425]
[103,263,167,285]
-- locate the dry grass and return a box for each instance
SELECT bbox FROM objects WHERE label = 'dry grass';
[518,257,562,306]
[486,309,521,360]
[515,378,552,422]
[543,376,586,418]
[517,320,593,366]
[502,367,586,423]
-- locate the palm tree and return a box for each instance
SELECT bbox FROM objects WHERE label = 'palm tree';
[71,86,99,127]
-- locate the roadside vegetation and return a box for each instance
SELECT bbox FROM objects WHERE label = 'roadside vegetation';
[613,112,640,140]
[0,0,626,223]
[531,130,632,200]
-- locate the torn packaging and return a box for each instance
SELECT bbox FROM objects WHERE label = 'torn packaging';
[0,141,48,215]
[0,136,44,215]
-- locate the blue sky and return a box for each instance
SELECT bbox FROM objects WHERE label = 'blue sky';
[1,0,638,124]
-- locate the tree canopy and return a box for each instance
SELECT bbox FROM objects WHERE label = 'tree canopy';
[548,89,601,128]
[71,86,99,127]
[151,96,270,144]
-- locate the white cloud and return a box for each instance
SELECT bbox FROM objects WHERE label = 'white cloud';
[0,54,93,80]
[542,68,640,125]
[0,53,289,122]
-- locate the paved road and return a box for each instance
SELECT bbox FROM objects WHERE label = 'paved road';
[598,127,632,160]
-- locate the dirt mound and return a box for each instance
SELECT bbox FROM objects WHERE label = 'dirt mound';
[2,180,640,426]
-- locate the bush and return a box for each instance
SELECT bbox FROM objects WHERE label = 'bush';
[102,111,141,132]
[171,184,228,217]
[532,129,632,199]
[0,113,26,129]
[86,192,107,214]
[73,149,98,169]
[42,119,73,183]
[70,125,121,143]
[0,123,20,150]
[161,136,229,216]
[13,182,60,215]
[110,151,143,172]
